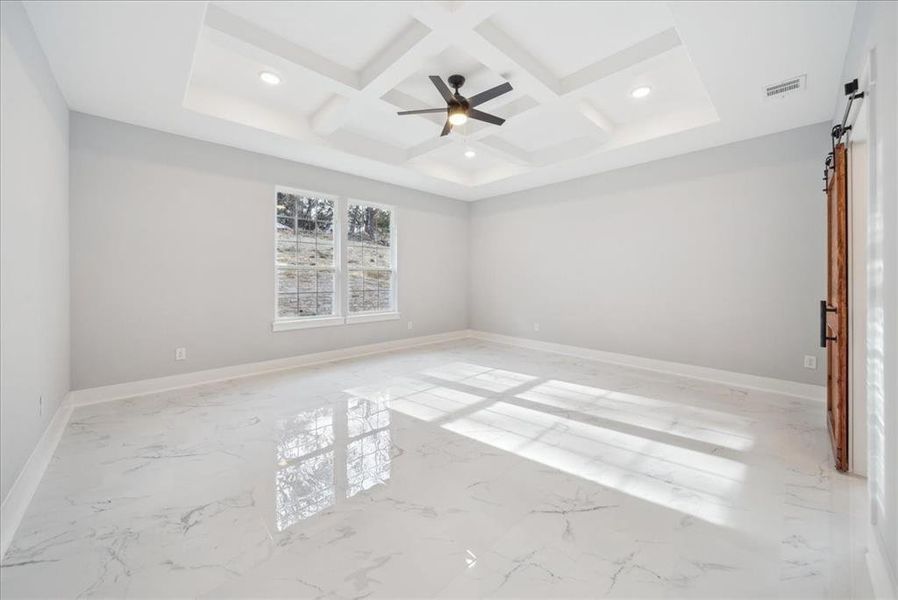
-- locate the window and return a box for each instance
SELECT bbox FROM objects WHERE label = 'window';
[275,191,336,319]
[347,202,394,314]
[273,188,397,331]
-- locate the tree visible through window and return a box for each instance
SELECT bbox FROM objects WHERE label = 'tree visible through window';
[276,192,335,318]
[347,203,393,313]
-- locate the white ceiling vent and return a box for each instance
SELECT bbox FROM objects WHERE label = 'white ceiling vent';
[764,75,806,100]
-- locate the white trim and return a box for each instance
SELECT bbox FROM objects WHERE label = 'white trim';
[468,330,826,401]
[848,67,871,475]
[1,393,74,560]
[866,524,898,600]
[338,195,349,318]
[272,315,344,332]
[70,330,469,407]
[346,311,401,325]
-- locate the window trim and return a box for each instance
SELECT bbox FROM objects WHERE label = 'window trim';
[345,197,399,317]
[272,315,346,332]
[273,186,342,325]
[272,187,398,332]
[345,311,401,325]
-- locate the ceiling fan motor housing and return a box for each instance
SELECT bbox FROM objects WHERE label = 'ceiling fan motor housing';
[447,74,466,90]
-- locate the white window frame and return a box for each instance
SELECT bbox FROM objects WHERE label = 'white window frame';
[344,198,399,324]
[272,187,399,332]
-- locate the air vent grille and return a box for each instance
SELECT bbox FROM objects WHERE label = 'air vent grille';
[765,75,806,99]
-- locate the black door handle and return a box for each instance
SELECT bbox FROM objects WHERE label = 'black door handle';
[820,300,837,348]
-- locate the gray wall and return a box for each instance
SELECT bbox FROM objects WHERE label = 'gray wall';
[840,0,898,592]
[469,123,829,385]
[69,114,469,389]
[0,2,70,502]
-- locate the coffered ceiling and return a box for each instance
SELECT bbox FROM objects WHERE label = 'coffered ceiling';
[23,1,856,200]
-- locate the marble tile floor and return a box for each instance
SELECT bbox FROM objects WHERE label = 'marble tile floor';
[0,339,872,598]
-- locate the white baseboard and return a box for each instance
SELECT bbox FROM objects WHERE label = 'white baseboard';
[468,330,826,401]
[0,393,73,560]
[70,329,470,407]
[867,525,898,600]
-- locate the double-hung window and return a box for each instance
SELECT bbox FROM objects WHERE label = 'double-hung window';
[274,187,397,331]
[347,203,394,314]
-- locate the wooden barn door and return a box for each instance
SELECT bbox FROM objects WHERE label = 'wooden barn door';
[822,143,849,472]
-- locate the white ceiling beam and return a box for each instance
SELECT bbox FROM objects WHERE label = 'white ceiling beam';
[471,19,561,102]
[476,136,532,166]
[561,28,682,95]
[381,89,446,126]
[577,99,616,137]
[410,1,561,104]
[318,25,448,135]
[359,21,442,94]
[411,2,503,35]
[204,5,359,91]
[310,95,351,136]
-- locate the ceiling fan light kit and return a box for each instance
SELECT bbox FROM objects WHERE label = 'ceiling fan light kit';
[448,105,468,125]
[397,73,513,137]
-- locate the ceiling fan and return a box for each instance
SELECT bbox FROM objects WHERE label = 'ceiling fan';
[397,74,513,137]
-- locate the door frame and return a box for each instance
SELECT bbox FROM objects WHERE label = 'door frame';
[848,107,869,477]
[845,56,872,476]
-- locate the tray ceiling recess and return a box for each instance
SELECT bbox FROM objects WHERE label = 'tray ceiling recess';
[25,1,857,200]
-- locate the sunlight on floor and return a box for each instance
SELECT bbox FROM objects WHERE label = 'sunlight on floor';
[442,400,745,527]
[340,363,757,530]
[519,379,756,450]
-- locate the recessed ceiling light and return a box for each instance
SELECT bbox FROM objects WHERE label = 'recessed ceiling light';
[259,71,281,86]
[630,86,651,99]
[464,149,476,159]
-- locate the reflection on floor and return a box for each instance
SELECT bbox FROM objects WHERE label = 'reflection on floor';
[0,340,869,598]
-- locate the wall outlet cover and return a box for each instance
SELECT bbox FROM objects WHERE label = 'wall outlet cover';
[803,355,817,369]
[175,347,187,361]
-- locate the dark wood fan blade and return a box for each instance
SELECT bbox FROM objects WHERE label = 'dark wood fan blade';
[467,108,505,126]
[440,120,452,136]
[397,108,446,115]
[467,82,513,107]
[429,75,455,103]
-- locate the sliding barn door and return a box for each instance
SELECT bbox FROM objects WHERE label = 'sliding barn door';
[823,143,849,472]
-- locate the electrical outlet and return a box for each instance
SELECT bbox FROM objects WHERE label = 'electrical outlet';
[803,355,817,369]
[533,322,540,332]
[407,320,414,330]
[175,347,187,361]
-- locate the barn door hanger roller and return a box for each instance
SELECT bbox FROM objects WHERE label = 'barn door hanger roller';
[831,78,864,142]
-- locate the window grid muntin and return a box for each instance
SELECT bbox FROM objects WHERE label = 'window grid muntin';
[276,190,337,319]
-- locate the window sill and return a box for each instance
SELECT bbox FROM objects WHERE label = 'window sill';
[272,316,345,332]
[346,311,401,325]
[272,312,401,332]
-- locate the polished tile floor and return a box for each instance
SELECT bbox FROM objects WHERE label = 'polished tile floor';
[1,340,869,598]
